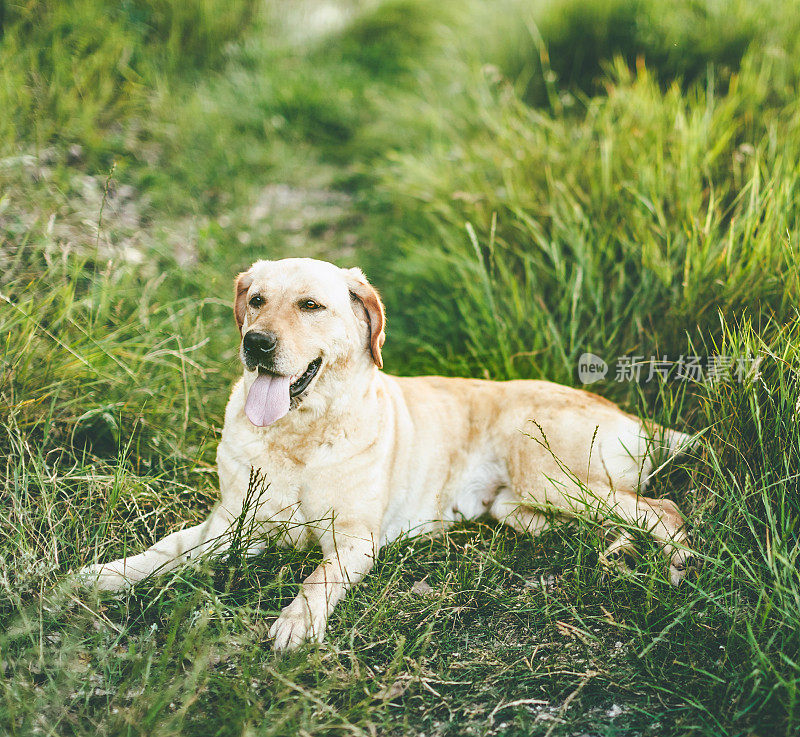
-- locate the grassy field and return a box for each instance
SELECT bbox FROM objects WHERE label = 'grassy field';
[1,0,799,734]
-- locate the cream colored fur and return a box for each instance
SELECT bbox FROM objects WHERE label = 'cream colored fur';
[80,257,693,650]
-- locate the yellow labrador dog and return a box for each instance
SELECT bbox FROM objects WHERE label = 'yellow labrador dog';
[81,257,693,649]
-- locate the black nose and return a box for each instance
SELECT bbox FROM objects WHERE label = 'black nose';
[243,331,278,362]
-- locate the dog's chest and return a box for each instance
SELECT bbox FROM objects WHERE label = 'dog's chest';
[218,416,356,539]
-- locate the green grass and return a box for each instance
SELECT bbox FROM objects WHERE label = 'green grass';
[1,0,799,734]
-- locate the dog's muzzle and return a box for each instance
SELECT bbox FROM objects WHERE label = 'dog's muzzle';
[243,330,278,369]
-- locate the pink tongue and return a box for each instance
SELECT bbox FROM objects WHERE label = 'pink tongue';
[245,373,291,426]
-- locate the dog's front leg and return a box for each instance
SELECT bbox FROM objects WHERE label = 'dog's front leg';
[269,526,377,650]
[78,505,235,591]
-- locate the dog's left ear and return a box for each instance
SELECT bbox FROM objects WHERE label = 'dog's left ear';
[346,268,385,369]
[234,270,253,334]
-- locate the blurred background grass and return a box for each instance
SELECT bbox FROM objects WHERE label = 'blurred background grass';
[1,1,799,735]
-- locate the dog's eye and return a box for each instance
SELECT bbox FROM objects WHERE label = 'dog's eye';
[249,295,264,309]
[299,299,325,311]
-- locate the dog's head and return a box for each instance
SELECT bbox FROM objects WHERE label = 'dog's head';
[233,258,385,426]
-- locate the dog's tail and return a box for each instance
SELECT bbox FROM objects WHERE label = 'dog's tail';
[664,428,698,458]
[635,423,700,490]
[640,420,701,462]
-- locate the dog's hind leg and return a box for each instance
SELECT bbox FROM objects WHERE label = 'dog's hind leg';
[597,427,694,583]
[638,496,693,584]
[78,505,237,591]
[585,488,692,585]
[492,478,691,585]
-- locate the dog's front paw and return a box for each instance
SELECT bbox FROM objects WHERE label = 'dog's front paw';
[268,597,327,651]
[75,562,132,592]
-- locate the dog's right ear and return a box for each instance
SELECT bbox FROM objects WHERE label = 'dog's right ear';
[234,271,253,334]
